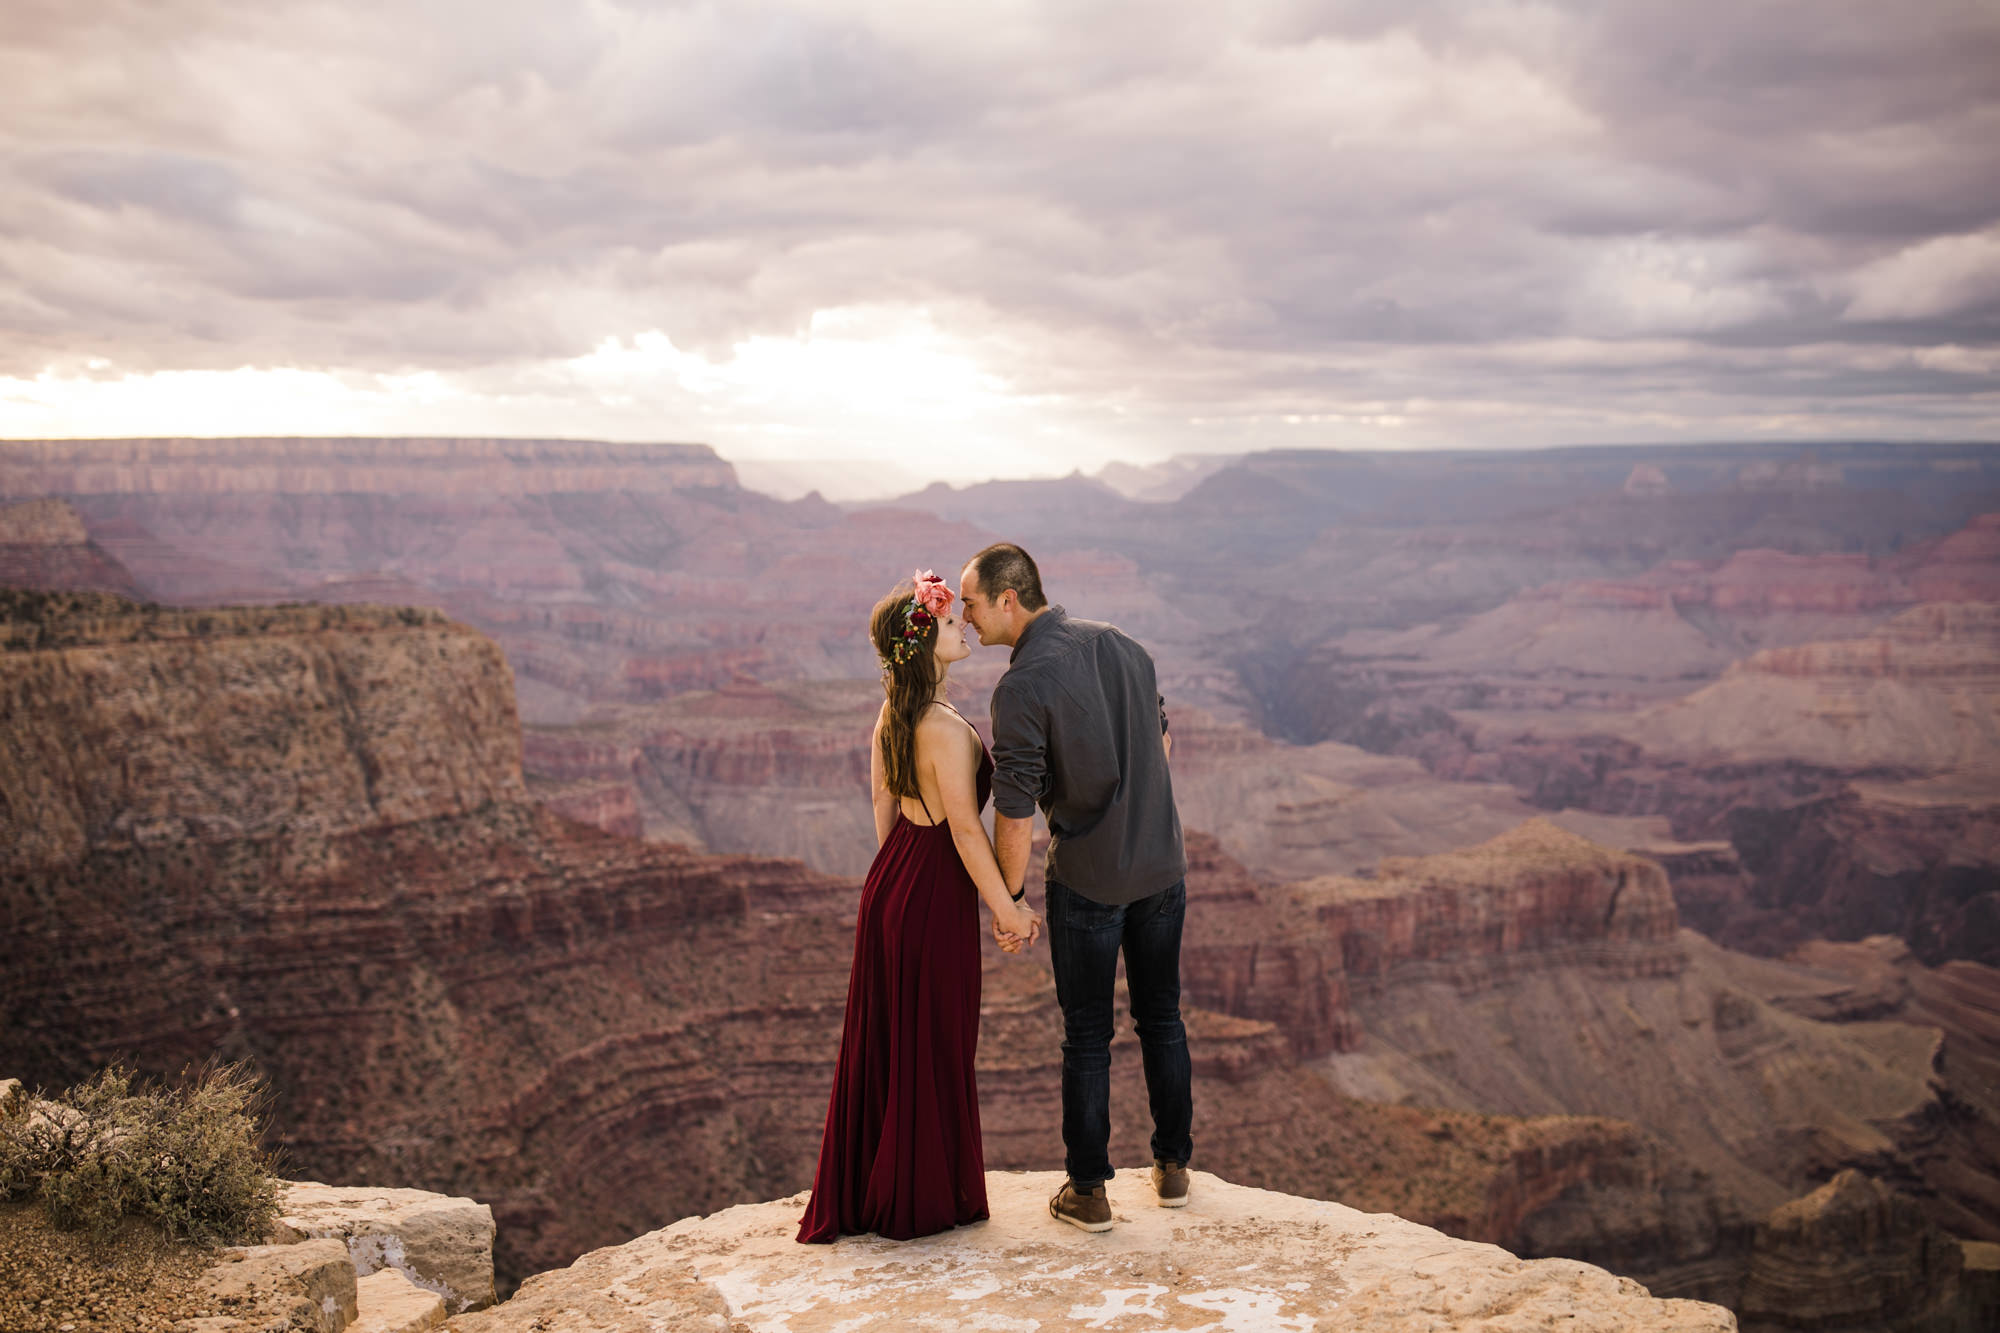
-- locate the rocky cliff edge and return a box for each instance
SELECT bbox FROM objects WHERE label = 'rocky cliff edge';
[450,1169,1736,1332]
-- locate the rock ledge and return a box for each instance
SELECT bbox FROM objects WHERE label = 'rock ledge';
[449,1169,1736,1331]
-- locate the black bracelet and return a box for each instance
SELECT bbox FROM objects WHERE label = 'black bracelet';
[1009,886,1027,903]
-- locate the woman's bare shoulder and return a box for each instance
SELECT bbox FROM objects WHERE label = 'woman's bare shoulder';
[915,701,976,746]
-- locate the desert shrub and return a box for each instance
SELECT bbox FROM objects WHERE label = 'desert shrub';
[0,1062,280,1243]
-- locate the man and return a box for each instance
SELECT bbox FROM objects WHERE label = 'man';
[958,542,1193,1233]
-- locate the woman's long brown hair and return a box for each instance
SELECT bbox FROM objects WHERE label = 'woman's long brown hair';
[871,583,941,801]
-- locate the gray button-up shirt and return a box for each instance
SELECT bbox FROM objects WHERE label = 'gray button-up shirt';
[990,606,1187,905]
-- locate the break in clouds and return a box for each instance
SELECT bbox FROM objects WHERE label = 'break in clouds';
[2,0,1997,473]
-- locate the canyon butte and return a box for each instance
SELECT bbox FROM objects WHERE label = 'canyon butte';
[3,437,1999,1329]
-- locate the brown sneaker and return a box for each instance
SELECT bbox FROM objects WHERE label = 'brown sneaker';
[1049,1180,1113,1232]
[1151,1159,1190,1207]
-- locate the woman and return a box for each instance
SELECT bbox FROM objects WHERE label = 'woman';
[797,569,1042,1243]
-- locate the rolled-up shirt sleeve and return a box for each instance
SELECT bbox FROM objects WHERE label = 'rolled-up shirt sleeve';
[989,677,1049,819]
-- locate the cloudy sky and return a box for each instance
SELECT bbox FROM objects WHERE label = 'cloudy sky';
[3,0,1997,492]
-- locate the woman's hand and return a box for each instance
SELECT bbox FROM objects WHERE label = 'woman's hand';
[994,900,1042,953]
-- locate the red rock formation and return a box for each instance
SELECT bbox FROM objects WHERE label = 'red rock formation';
[0,591,524,872]
[1738,1170,1977,1332]
[1158,821,2000,1308]
[1901,512,2000,604]
[1427,597,2000,968]
[0,592,1704,1296]
[0,498,140,597]
[0,437,735,497]
[1175,831,1363,1057]
[1768,936,2000,1250]
[1306,820,1684,990]
[1725,775,2000,967]
[528,778,645,840]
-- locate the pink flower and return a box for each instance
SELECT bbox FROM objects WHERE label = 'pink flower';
[912,568,954,617]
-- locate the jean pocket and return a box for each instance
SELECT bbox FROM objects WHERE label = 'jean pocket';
[1049,880,1123,932]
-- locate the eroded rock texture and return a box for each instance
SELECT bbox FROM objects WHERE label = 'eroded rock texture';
[450,1170,1738,1333]
[0,497,139,597]
[0,592,1693,1297]
[1740,1170,1980,1333]
[1166,823,2000,1308]
[12,437,1997,982]
[0,591,525,871]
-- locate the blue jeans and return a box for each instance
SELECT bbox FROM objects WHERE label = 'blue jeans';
[1045,878,1194,1190]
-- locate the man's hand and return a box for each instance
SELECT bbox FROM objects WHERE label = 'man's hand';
[992,906,1043,954]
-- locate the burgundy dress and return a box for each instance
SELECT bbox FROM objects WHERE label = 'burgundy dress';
[797,735,994,1243]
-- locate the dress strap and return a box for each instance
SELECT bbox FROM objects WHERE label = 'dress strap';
[908,701,976,826]
[936,701,983,742]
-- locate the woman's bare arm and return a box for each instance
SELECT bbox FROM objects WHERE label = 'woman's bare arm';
[922,711,1040,944]
[869,705,898,848]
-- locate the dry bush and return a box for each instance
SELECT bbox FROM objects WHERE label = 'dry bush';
[0,1062,280,1243]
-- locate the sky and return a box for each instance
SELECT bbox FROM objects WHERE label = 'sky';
[2,0,1997,495]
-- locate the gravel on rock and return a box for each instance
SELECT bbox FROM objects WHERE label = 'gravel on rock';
[0,1201,223,1332]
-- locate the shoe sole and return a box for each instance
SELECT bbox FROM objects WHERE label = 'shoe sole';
[1156,1192,1189,1208]
[1050,1198,1114,1233]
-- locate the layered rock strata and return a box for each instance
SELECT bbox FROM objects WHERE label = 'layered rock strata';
[1428,594,2000,967]
[1152,821,2000,1306]
[0,497,140,596]
[1175,820,1684,1062]
[0,591,525,872]
[523,685,1654,885]
[1739,1170,1985,1333]
[0,593,1691,1295]
[1632,603,2000,771]
[0,437,734,497]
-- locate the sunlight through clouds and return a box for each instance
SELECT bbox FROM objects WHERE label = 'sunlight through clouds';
[0,304,1107,485]
[1,1,1995,479]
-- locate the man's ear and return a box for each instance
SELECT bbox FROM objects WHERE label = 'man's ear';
[998,588,1017,614]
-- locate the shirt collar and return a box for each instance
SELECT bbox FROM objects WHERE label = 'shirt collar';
[1009,604,1066,664]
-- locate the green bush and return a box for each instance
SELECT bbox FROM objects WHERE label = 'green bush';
[0,1062,281,1243]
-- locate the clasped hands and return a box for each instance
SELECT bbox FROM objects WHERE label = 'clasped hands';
[993,905,1043,954]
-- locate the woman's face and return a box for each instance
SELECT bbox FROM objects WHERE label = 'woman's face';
[931,607,971,666]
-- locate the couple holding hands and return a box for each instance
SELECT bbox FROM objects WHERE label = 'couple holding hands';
[798,542,1194,1242]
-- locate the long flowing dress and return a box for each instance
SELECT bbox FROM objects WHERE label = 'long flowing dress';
[796,734,993,1243]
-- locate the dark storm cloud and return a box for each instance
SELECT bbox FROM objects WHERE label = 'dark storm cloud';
[0,0,1995,441]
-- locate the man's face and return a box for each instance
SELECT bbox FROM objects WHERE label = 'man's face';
[958,567,1004,645]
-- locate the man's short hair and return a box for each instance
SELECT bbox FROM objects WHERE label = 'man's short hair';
[967,542,1048,611]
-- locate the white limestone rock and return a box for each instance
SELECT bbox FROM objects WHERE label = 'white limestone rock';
[276,1181,496,1314]
[196,1238,358,1333]
[353,1267,448,1333]
[446,1169,1738,1332]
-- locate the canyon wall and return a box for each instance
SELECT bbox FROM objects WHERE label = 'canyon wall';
[0,437,735,497]
[0,590,1703,1296]
[0,497,140,597]
[0,590,524,871]
[1168,820,2000,1307]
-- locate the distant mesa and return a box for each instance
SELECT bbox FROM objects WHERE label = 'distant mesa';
[0,436,736,498]
[1624,462,1671,496]
[1737,457,1846,492]
[0,497,140,597]
[0,496,90,544]
[1739,1169,1997,1333]
[1633,601,2000,771]
[1092,451,1236,502]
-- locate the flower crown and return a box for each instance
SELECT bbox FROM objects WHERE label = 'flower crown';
[885,569,955,668]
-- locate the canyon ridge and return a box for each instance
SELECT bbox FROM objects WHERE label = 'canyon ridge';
[4,437,1998,1329]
